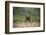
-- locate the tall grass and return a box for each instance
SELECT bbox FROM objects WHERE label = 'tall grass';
[13,15,40,24]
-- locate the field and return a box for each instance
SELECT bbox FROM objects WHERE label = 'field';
[13,7,40,28]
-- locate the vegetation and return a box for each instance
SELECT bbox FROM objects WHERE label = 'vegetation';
[13,7,40,23]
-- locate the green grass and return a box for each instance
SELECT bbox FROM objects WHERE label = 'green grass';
[13,15,40,23]
[13,15,25,23]
[32,16,40,22]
